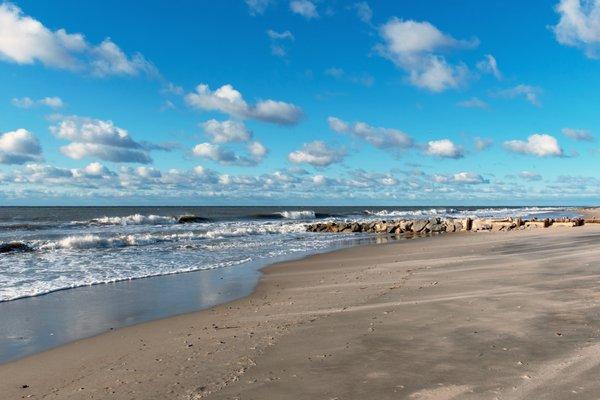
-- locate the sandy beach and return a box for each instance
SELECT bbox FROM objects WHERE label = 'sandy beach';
[3,224,600,399]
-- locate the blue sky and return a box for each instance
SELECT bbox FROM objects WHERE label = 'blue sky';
[1,0,600,205]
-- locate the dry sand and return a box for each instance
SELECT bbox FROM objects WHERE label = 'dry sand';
[3,224,600,399]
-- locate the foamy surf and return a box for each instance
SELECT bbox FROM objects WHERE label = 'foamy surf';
[0,206,576,302]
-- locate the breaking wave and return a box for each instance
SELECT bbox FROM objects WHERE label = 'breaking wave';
[87,214,177,226]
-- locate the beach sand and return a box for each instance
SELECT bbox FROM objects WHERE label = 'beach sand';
[3,225,600,399]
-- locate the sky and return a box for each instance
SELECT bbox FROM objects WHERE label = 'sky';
[1,0,600,206]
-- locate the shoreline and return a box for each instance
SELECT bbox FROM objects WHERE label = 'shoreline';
[0,235,375,364]
[4,224,600,398]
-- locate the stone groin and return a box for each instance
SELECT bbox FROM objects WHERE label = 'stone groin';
[306,217,586,235]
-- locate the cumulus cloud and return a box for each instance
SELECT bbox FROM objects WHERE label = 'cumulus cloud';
[457,97,488,109]
[519,171,543,181]
[0,128,42,164]
[433,172,488,185]
[192,141,267,166]
[0,3,156,77]
[376,18,477,92]
[290,0,319,19]
[328,116,413,150]
[562,127,594,141]
[11,96,64,109]
[495,84,542,106]
[185,83,303,125]
[193,120,267,166]
[504,134,563,157]
[288,141,346,167]
[553,0,600,58]
[201,119,252,143]
[425,139,464,159]
[476,54,502,79]
[50,116,152,163]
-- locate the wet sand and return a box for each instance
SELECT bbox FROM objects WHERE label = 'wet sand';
[3,225,600,399]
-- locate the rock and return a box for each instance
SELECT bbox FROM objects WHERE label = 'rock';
[430,223,446,233]
[374,222,388,233]
[412,220,429,233]
[525,219,550,229]
[453,221,464,232]
[400,220,413,231]
[351,223,361,232]
[491,222,516,231]
[177,215,209,224]
[472,219,492,231]
[0,242,33,254]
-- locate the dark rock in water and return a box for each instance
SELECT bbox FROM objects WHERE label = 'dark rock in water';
[0,242,33,254]
[177,215,208,224]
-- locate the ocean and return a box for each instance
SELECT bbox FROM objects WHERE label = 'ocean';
[0,206,577,303]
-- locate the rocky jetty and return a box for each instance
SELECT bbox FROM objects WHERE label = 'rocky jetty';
[306,217,585,235]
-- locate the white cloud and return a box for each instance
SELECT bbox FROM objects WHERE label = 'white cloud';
[89,39,156,78]
[11,97,34,108]
[519,171,542,181]
[433,172,488,184]
[185,83,303,125]
[376,18,477,92]
[354,2,373,24]
[290,0,319,19]
[495,85,542,106]
[476,54,502,79]
[194,119,267,166]
[474,137,493,151]
[562,127,594,141]
[425,139,464,159]
[11,96,64,109]
[267,29,294,58]
[267,29,294,40]
[553,0,600,58]
[246,0,272,15]
[39,96,64,108]
[0,128,42,164]
[51,116,152,163]
[248,141,267,159]
[504,134,563,157]
[288,141,345,167]
[72,162,114,179]
[201,119,252,143]
[0,3,156,77]
[457,97,488,109]
[328,116,413,150]
[192,141,266,166]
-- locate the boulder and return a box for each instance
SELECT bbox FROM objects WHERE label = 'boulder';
[491,222,516,231]
[400,220,413,231]
[412,220,429,233]
[374,222,388,233]
[472,219,490,231]
[0,242,33,254]
[177,215,209,224]
[430,223,446,233]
